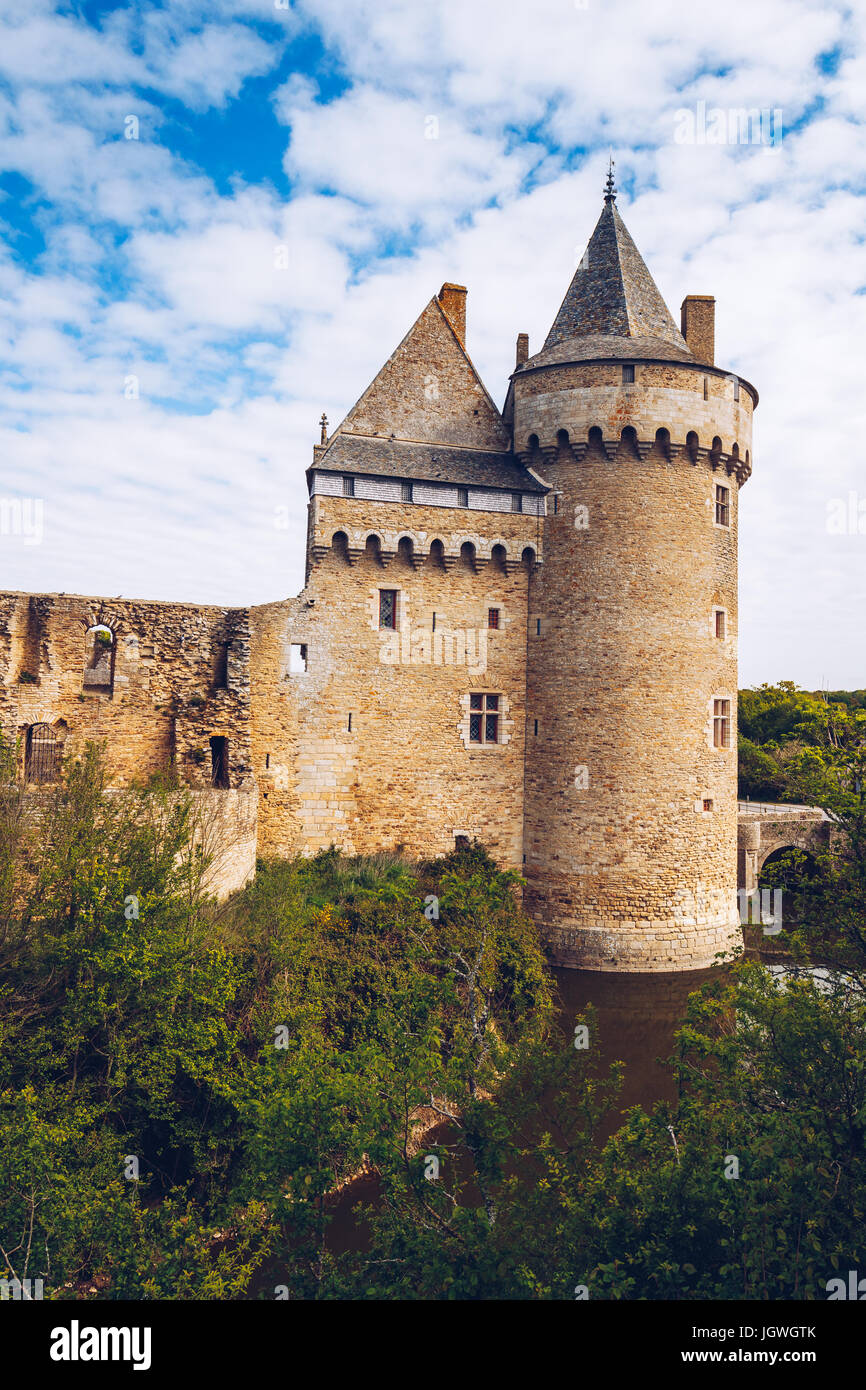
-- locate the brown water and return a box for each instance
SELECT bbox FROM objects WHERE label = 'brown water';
[550,965,722,1133]
[288,964,726,1269]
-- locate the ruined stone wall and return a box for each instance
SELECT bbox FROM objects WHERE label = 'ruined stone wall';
[518,364,749,971]
[0,591,258,899]
[250,495,540,866]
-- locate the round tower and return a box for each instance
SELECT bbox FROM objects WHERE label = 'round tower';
[516,174,755,971]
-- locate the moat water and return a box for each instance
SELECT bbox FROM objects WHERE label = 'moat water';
[257,962,727,1282]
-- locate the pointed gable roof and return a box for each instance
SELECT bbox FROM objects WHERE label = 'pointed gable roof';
[325,292,511,452]
[534,199,692,366]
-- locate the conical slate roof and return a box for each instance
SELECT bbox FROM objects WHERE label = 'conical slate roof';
[531,198,693,367]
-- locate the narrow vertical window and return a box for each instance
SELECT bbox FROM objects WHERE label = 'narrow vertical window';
[457,487,469,508]
[733,378,740,402]
[214,641,230,689]
[488,608,500,630]
[536,618,541,635]
[703,376,709,400]
[715,484,730,527]
[210,736,229,788]
[622,364,635,384]
[432,612,436,632]
[714,610,726,639]
[468,693,500,745]
[342,476,355,497]
[348,713,352,732]
[511,493,523,513]
[713,699,731,749]
[533,719,538,736]
[401,481,413,502]
[379,589,397,629]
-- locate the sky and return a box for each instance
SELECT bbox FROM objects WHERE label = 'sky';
[0,0,863,689]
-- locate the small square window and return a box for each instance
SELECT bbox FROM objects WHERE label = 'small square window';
[703,798,714,812]
[468,693,501,744]
[457,487,469,507]
[715,485,730,527]
[488,608,500,630]
[714,610,726,639]
[622,364,635,384]
[379,590,397,629]
[401,481,413,502]
[342,476,355,497]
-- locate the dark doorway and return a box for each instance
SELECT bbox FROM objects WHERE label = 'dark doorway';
[25,723,62,784]
[210,736,229,789]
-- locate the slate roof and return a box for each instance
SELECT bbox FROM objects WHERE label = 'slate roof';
[309,435,547,493]
[535,199,692,365]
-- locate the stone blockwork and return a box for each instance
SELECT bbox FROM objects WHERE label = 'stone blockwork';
[0,191,759,972]
[250,500,537,867]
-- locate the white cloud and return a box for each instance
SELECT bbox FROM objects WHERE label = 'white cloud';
[0,0,864,686]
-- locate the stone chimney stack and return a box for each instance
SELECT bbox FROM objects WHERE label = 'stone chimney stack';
[438,283,467,347]
[516,332,529,367]
[680,295,715,365]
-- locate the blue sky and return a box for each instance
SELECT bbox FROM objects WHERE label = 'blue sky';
[0,0,864,687]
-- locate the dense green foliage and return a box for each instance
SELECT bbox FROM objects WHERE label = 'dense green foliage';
[2,701,864,1301]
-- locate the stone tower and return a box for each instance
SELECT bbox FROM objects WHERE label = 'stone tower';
[513,176,756,971]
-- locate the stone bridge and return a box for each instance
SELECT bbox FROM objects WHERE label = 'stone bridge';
[737,801,833,895]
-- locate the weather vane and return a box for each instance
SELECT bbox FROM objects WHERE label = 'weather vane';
[604,153,616,203]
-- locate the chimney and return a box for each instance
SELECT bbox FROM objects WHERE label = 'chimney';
[515,332,529,367]
[680,295,715,365]
[438,283,467,347]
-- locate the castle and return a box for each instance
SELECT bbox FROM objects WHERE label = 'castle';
[0,175,757,972]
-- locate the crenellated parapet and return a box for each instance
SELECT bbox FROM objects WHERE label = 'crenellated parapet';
[309,523,541,572]
[512,357,755,487]
[515,422,751,485]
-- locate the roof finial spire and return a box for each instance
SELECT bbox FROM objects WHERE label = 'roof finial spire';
[604,153,616,203]
[320,412,328,445]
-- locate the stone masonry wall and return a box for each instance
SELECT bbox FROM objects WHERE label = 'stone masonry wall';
[518,360,750,971]
[249,494,540,866]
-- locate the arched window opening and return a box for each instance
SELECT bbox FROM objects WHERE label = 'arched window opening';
[459,541,476,571]
[83,624,115,692]
[331,530,350,562]
[491,543,507,573]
